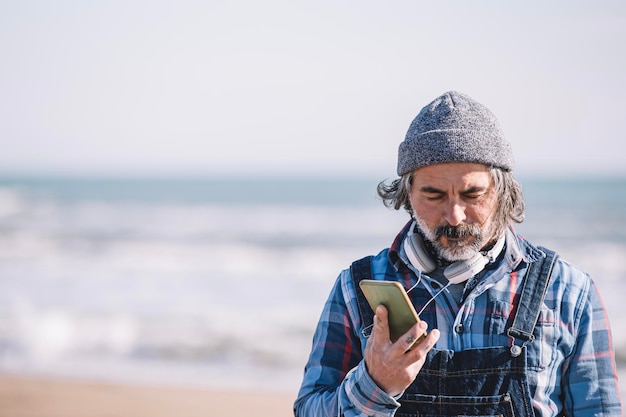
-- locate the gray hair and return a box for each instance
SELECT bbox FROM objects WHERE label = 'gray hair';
[377,167,525,234]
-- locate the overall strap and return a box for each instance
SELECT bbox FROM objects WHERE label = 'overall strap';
[507,247,559,356]
[350,256,376,337]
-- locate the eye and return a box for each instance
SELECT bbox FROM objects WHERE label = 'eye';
[462,191,485,200]
[424,193,445,201]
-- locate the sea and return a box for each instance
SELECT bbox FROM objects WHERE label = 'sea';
[0,176,625,395]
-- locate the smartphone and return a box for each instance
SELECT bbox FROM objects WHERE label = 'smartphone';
[359,279,426,347]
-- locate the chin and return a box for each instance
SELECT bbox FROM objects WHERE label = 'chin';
[441,249,478,263]
[437,241,481,262]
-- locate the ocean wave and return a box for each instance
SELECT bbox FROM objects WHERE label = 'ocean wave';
[1,178,625,390]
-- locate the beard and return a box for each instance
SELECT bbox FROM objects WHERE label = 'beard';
[414,214,490,262]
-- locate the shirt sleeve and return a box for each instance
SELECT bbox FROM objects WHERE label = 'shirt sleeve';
[561,275,623,416]
[293,271,402,417]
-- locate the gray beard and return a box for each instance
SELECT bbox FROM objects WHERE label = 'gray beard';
[413,215,485,262]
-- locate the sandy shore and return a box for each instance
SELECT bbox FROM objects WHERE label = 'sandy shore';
[0,374,297,417]
[0,372,622,416]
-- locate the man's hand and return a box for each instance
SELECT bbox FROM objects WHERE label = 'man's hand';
[364,304,440,397]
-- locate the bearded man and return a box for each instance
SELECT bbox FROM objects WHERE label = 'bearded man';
[294,91,622,417]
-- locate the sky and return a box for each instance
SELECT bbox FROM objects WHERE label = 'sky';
[1,1,625,179]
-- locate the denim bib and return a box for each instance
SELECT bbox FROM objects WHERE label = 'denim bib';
[351,248,558,417]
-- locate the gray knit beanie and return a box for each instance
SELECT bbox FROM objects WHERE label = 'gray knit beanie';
[397,91,514,176]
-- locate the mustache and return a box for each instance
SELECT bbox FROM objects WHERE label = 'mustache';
[435,224,482,240]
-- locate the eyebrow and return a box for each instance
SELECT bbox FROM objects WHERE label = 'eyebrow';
[419,185,488,194]
[419,186,445,194]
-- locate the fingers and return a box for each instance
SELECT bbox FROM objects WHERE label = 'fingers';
[406,328,440,361]
[371,304,439,358]
[373,305,433,351]
[364,308,439,397]
[372,304,391,342]
[403,321,428,350]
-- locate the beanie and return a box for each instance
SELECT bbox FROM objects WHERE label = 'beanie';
[397,91,514,176]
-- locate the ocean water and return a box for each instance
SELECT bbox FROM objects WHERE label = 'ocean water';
[0,176,625,394]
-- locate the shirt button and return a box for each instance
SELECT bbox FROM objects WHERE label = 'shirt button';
[455,324,465,334]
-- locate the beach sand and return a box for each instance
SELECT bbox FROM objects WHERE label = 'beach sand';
[0,374,297,417]
[0,372,623,416]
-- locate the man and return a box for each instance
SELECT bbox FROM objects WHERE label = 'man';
[293,91,622,416]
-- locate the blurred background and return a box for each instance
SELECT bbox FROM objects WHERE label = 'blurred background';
[0,0,625,398]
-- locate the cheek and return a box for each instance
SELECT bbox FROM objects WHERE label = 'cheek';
[469,200,498,225]
[411,200,441,224]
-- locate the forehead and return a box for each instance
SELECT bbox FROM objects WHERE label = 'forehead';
[411,162,493,189]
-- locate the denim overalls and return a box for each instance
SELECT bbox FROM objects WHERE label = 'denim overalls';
[351,248,558,417]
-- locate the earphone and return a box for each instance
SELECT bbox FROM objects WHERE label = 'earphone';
[403,221,506,284]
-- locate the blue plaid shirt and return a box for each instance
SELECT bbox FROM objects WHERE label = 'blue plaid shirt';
[294,223,622,417]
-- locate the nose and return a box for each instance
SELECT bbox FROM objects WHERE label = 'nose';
[444,199,466,226]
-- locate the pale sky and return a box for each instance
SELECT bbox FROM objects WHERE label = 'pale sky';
[1,1,625,178]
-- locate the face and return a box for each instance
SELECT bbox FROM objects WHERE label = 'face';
[409,162,498,262]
